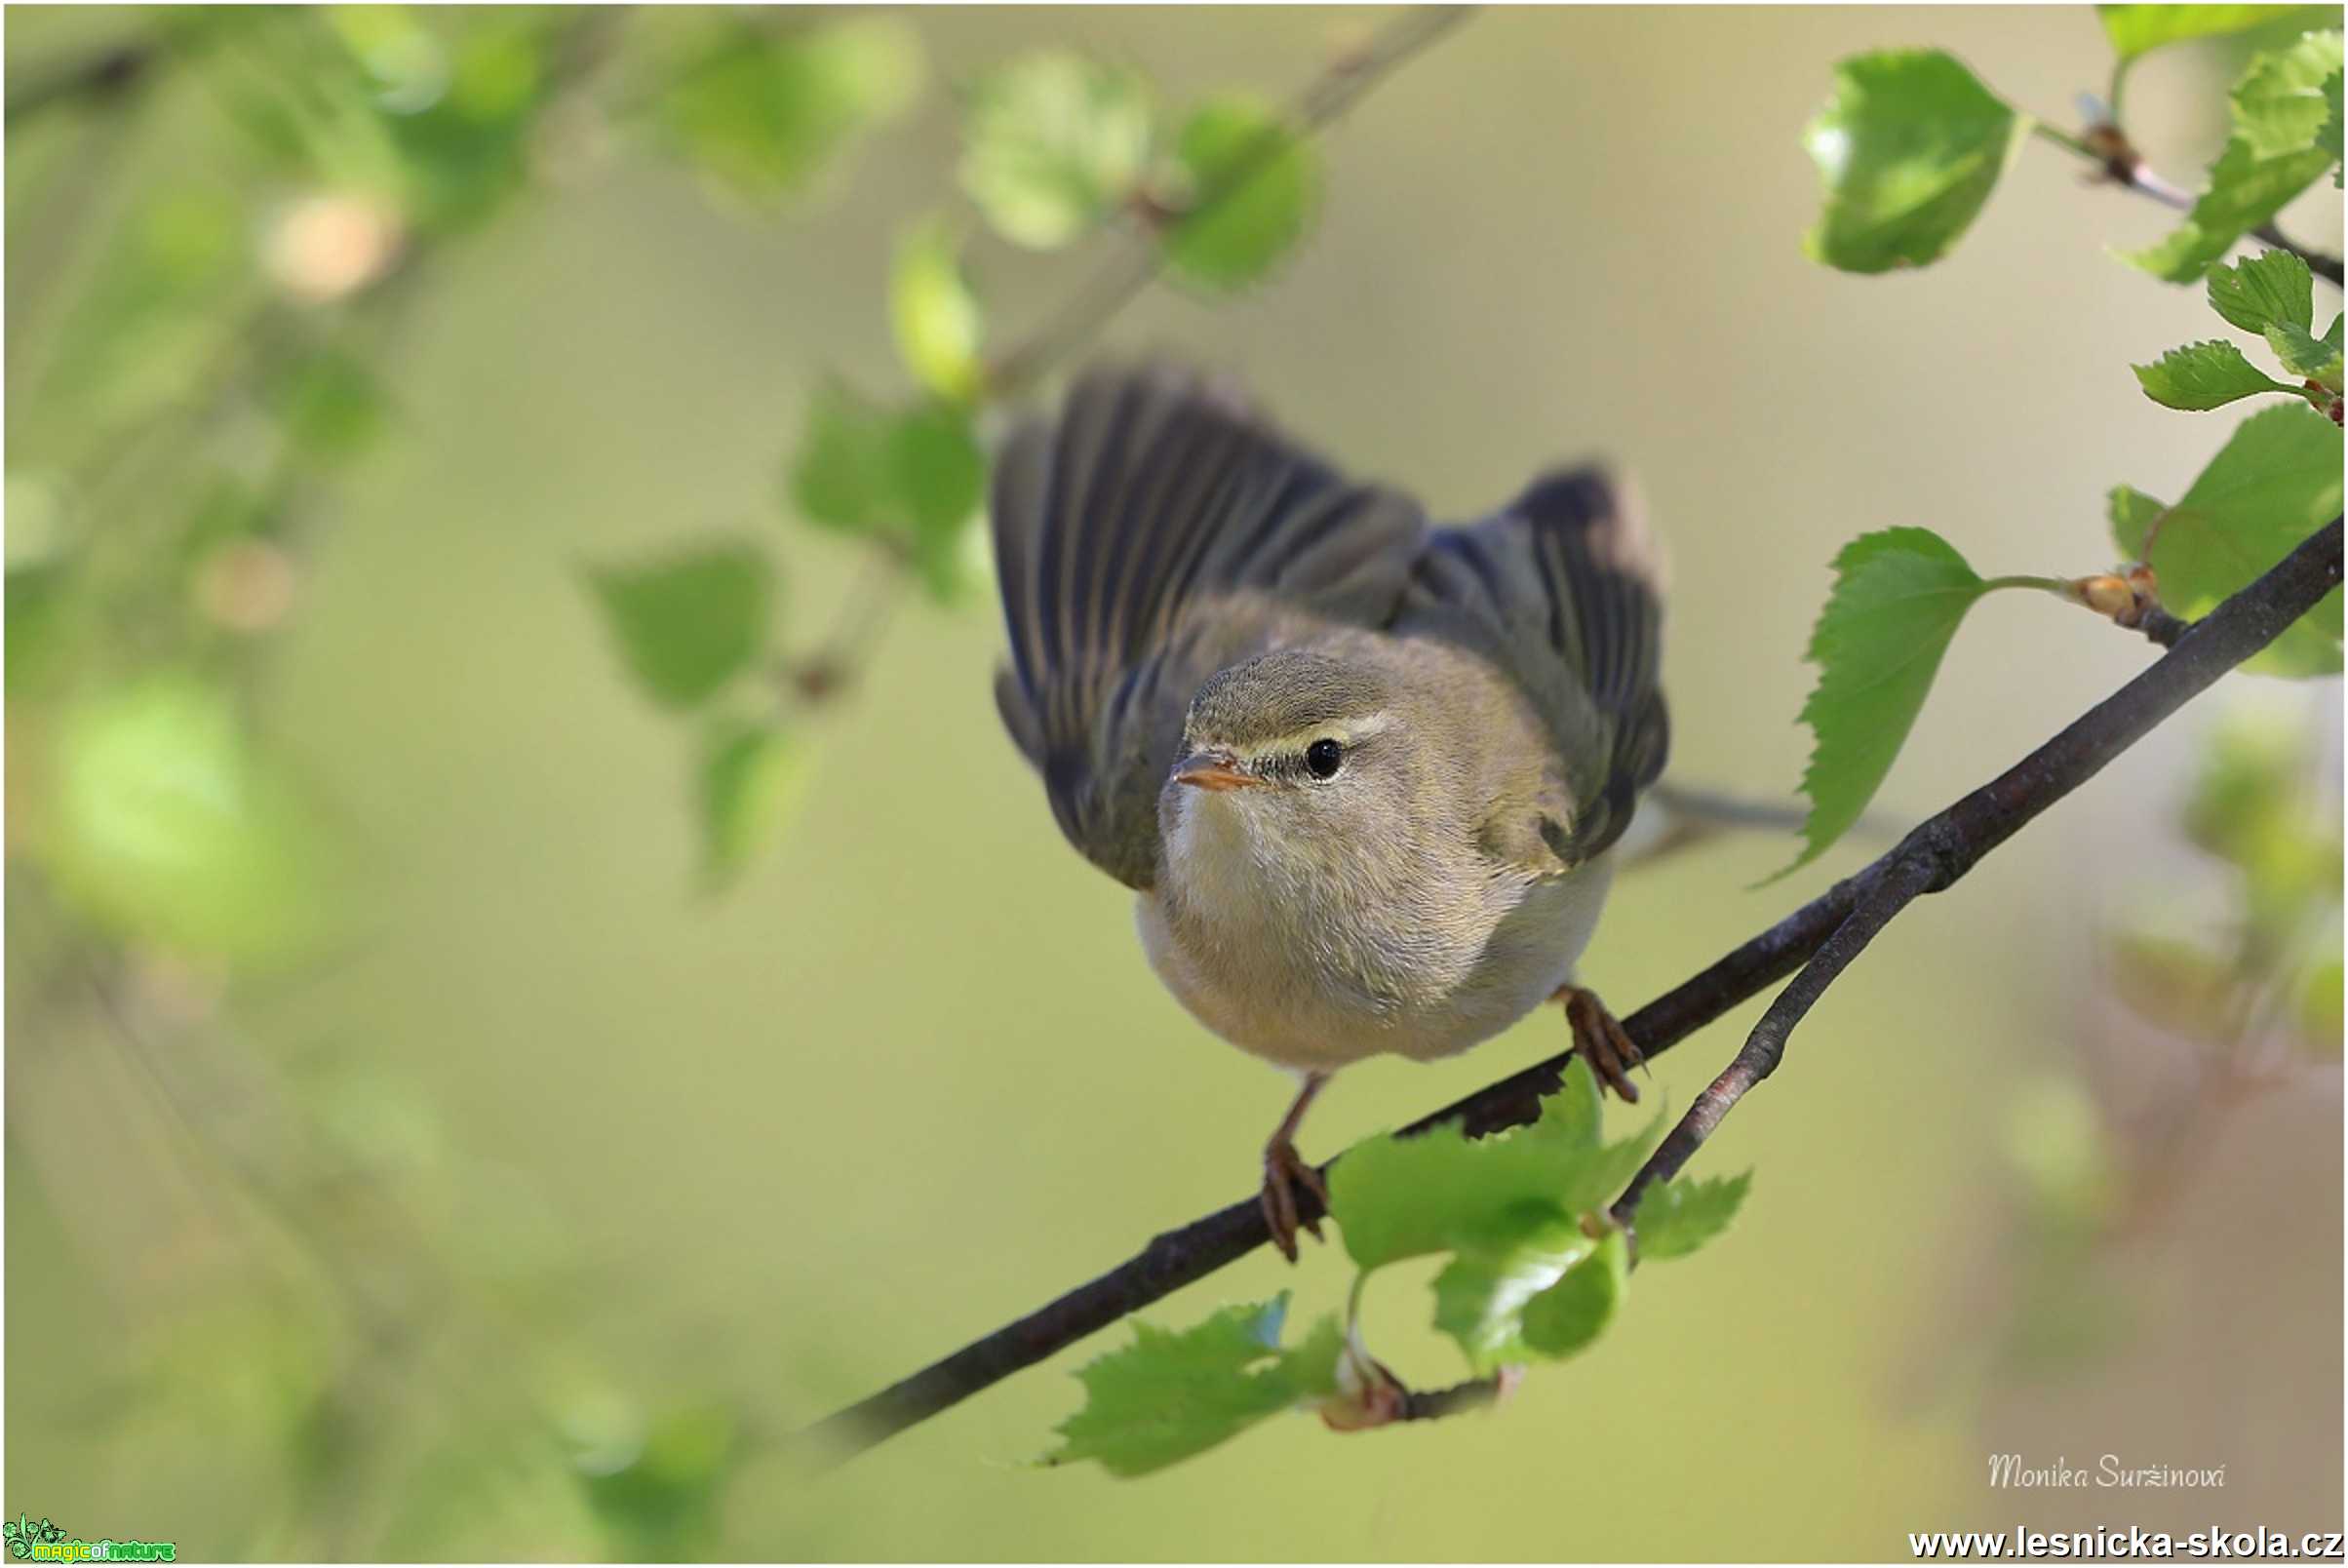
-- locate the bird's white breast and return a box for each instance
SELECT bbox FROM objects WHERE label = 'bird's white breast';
[1138,796,1616,1073]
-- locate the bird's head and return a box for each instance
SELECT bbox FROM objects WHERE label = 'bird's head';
[1162,646,1424,871]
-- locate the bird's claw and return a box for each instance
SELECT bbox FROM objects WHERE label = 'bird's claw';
[1261,1135,1329,1263]
[1556,984,1645,1103]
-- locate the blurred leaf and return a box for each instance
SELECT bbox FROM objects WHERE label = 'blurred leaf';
[44,674,318,961]
[34,186,250,452]
[1045,1295,1341,1477]
[959,51,1152,248]
[697,719,807,892]
[2300,955,2344,1050]
[269,347,389,462]
[1801,50,2027,274]
[587,542,774,711]
[2266,319,2345,385]
[787,386,990,597]
[2109,405,2343,675]
[2178,704,2342,938]
[2132,339,2299,409]
[1162,95,1320,292]
[2109,929,2242,1042]
[2229,29,2344,160]
[2206,248,2315,333]
[1328,1061,1655,1272]
[379,12,557,232]
[1631,1171,1753,1262]
[1519,1226,1631,1360]
[2123,35,2341,282]
[2000,1077,2115,1232]
[577,1401,737,1559]
[651,18,922,205]
[1778,529,1990,877]
[889,218,984,402]
[789,381,892,534]
[6,561,73,699]
[2097,5,2337,61]
[884,401,987,602]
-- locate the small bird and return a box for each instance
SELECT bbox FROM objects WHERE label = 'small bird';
[989,364,1668,1260]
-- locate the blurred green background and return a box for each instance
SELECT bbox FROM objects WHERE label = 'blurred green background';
[6,5,2341,1559]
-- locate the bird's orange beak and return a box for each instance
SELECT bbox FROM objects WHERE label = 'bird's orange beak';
[1172,750,1263,791]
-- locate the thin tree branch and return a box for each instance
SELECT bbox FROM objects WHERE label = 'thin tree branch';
[1616,519,2343,1218]
[794,518,2343,1470]
[2043,122,2345,286]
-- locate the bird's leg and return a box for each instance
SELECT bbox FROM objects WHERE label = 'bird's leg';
[1553,983,1644,1102]
[1261,1072,1332,1264]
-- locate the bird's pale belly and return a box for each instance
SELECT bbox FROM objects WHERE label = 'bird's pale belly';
[1136,855,1616,1074]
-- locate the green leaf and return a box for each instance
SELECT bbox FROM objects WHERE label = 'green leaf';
[883,401,988,603]
[578,1402,738,1560]
[2325,65,2344,179]
[888,218,984,403]
[1162,95,1320,293]
[1328,1060,1655,1273]
[268,347,387,463]
[2229,30,2344,160]
[651,18,923,204]
[1044,1295,1341,1477]
[959,52,1152,249]
[2133,339,2301,409]
[2206,249,2315,333]
[1520,1226,1631,1360]
[2266,320,2345,386]
[787,385,988,591]
[2124,35,2343,283]
[1778,529,1992,877]
[2097,6,2337,62]
[587,542,774,711]
[2109,404,2344,676]
[6,561,72,698]
[43,674,319,962]
[789,381,892,534]
[1430,1203,1597,1373]
[1631,1172,1754,1262]
[697,720,808,893]
[1801,50,2029,274]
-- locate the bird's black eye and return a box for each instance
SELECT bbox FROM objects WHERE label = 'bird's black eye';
[1305,738,1344,779]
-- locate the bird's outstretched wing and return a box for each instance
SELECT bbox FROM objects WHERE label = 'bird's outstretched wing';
[1401,467,1669,868]
[991,364,1426,888]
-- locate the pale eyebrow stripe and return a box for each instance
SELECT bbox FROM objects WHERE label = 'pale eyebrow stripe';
[1245,710,1395,758]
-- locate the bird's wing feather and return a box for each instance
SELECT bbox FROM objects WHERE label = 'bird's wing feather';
[992,364,1426,888]
[1400,467,1669,871]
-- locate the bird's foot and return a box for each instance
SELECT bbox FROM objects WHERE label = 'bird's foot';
[1554,984,1645,1102]
[1260,1135,1328,1264]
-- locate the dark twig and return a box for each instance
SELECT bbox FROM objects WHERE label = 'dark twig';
[793,519,2342,1469]
[4,40,157,126]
